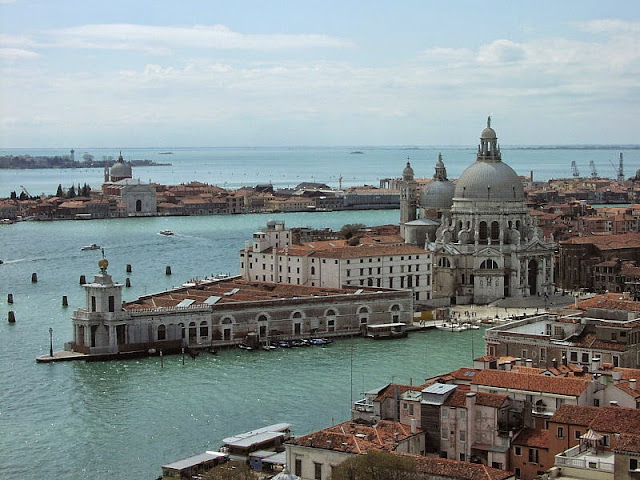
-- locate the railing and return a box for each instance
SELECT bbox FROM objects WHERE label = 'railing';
[353,399,374,413]
[555,446,614,473]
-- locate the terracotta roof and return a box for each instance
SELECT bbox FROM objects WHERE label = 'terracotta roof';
[290,420,419,454]
[471,369,590,397]
[511,366,546,375]
[513,428,550,448]
[616,368,640,380]
[124,277,388,310]
[374,383,427,403]
[572,332,629,351]
[311,243,429,259]
[560,232,640,249]
[616,434,640,454]
[551,405,640,434]
[612,381,640,399]
[443,390,508,409]
[407,454,514,480]
[573,293,640,313]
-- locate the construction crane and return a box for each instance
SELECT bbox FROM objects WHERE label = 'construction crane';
[589,160,598,178]
[609,153,625,181]
[20,185,31,198]
[571,161,580,177]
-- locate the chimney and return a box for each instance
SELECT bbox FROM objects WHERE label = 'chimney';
[552,358,558,369]
[466,392,477,411]
[562,355,567,366]
[410,418,417,435]
[612,370,622,384]
[515,357,523,367]
[609,401,619,407]
[591,356,601,372]
[630,379,637,391]
[326,440,332,449]
[504,361,512,371]
[530,170,534,183]
[526,359,533,368]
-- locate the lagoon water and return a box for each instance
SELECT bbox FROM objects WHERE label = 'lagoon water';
[0,145,637,480]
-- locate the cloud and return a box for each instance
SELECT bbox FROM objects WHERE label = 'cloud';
[477,39,526,63]
[48,23,354,54]
[0,48,39,60]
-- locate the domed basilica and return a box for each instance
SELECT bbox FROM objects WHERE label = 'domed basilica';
[400,118,555,305]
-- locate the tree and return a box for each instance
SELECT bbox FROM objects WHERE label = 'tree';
[329,451,417,480]
[56,184,64,197]
[67,185,76,198]
[201,461,254,480]
[340,223,366,239]
[82,153,94,162]
[10,191,17,200]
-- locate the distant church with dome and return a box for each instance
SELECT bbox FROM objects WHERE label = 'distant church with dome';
[400,118,555,305]
[103,152,157,216]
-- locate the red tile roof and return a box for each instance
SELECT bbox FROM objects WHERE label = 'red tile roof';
[513,428,550,448]
[573,293,640,313]
[443,390,508,409]
[407,454,514,480]
[471,369,590,397]
[560,232,640,249]
[290,420,419,454]
[616,434,640,454]
[550,405,640,434]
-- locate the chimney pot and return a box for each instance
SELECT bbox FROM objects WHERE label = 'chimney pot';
[630,379,637,391]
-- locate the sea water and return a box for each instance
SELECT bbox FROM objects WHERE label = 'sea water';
[1,145,638,197]
[0,145,638,480]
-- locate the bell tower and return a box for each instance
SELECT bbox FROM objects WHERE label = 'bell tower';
[400,158,417,239]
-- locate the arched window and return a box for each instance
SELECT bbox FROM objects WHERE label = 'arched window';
[480,259,499,269]
[257,314,268,323]
[358,306,369,326]
[188,322,197,342]
[479,221,488,242]
[438,257,451,268]
[491,221,500,241]
[179,323,185,339]
[311,266,316,275]
[158,324,166,341]
[136,199,142,212]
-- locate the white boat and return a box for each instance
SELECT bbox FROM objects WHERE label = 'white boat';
[436,322,467,332]
[80,243,100,251]
[462,322,480,330]
[159,230,174,236]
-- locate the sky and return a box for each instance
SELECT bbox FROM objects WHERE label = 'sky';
[1,0,639,148]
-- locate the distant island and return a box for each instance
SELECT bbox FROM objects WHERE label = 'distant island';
[0,154,171,170]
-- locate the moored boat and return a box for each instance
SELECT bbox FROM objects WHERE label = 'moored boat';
[80,243,100,251]
[159,230,174,236]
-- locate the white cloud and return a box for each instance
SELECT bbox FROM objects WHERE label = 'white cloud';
[48,23,354,54]
[0,47,39,60]
[477,39,526,63]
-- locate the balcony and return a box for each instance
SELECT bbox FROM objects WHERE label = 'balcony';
[352,399,374,413]
[555,444,614,474]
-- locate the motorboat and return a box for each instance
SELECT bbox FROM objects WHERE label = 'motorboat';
[436,322,467,332]
[159,230,174,236]
[80,243,100,251]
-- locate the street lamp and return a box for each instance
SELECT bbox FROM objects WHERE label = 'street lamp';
[49,327,53,357]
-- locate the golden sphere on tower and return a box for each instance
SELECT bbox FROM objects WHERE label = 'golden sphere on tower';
[98,258,109,270]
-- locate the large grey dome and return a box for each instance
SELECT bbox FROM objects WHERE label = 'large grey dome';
[454,160,524,202]
[420,179,455,208]
[110,152,132,180]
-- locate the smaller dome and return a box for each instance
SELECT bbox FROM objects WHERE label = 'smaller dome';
[110,159,132,180]
[98,258,109,271]
[402,161,414,180]
[267,219,276,227]
[481,126,497,139]
[420,179,455,209]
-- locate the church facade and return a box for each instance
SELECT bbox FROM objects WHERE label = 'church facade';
[401,119,555,305]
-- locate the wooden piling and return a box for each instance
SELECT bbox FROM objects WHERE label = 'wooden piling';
[7,293,13,304]
[62,296,68,307]
[31,273,38,283]
[125,278,131,287]
[79,275,86,284]
[165,266,172,275]
[8,311,16,323]
[126,264,132,273]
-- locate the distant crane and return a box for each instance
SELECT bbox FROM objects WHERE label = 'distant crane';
[20,185,31,198]
[571,161,580,178]
[589,160,598,178]
[609,153,625,181]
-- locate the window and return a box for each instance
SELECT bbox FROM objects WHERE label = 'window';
[515,467,521,478]
[557,427,564,438]
[295,459,302,477]
[409,404,414,416]
[91,296,96,312]
[575,430,582,439]
[314,462,322,480]
[441,427,448,440]
[582,352,589,363]
[158,324,166,341]
[529,448,539,463]
[459,430,466,442]
[460,410,466,420]
[108,295,115,312]
[514,446,522,456]
[631,458,639,471]
[200,321,208,337]
[441,409,449,418]
[570,351,578,362]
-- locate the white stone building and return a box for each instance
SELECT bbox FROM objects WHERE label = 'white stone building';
[401,118,555,305]
[240,220,433,302]
[68,258,414,356]
[103,152,157,216]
